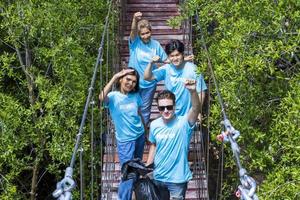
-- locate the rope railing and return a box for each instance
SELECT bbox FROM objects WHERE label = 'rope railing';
[90,99,95,200]
[183,8,210,199]
[52,1,113,199]
[175,1,210,197]
[194,9,259,200]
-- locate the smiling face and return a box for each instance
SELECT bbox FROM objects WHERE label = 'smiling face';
[139,27,152,44]
[168,49,184,67]
[158,98,175,123]
[119,74,137,94]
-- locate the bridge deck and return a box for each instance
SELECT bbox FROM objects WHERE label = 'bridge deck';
[101,1,208,199]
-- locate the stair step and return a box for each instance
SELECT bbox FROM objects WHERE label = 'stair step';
[127,3,178,9]
[127,0,179,3]
[125,8,179,16]
[124,16,180,22]
[123,34,187,41]
[103,152,149,163]
[123,20,180,27]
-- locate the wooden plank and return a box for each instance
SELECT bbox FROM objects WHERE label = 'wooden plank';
[124,16,177,21]
[119,39,184,47]
[123,25,181,31]
[103,152,149,163]
[126,7,178,13]
[123,20,173,27]
[126,3,178,8]
[122,34,187,40]
[122,29,184,36]
[127,0,179,3]
[126,11,179,17]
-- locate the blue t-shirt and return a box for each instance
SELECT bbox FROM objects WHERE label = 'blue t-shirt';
[152,62,207,116]
[149,115,194,183]
[105,91,144,142]
[128,37,167,88]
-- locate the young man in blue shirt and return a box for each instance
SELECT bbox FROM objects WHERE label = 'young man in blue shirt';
[146,80,201,199]
[144,39,207,118]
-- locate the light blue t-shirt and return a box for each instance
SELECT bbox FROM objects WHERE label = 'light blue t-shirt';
[152,62,207,116]
[128,37,167,88]
[105,91,144,142]
[149,115,194,183]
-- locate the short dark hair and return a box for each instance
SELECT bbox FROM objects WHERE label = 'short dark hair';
[116,67,140,93]
[165,40,184,55]
[157,90,176,104]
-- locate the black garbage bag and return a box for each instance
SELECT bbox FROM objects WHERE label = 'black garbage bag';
[121,158,153,181]
[134,177,170,200]
[121,158,169,199]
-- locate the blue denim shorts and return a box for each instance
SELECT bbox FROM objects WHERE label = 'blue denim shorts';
[153,180,188,200]
[117,134,145,200]
[138,85,157,125]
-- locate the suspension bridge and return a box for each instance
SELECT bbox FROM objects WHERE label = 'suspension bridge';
[52,0,258,200]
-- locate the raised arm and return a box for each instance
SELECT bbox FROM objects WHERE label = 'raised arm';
[144,55,160,81]
[184,54,194,62]
[130,12,142,41]
[197,91,206,122]
[99,69,134,102]
[185,79,201,125]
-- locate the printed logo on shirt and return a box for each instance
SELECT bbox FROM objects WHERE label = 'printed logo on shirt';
[170,77,187,84]
[119,103,136,111]
[139,50,152,60]
[156,132,175,140]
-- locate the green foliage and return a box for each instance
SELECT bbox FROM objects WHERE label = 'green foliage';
[172,0,300,199]
[0,0,116,199]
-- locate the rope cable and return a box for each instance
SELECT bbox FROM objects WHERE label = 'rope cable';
[90,99,95,200]
[183,10,210,199]
[215,135,224,200]
[69,0,112,170]
[80,145,84,200]
[206,79,211,199]
[194,8,259,200]
[194,13,227,121]
[187,11,210,199]
[52,1,113,199]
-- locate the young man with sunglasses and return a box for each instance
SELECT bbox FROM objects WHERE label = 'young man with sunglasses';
[146,80,201,199]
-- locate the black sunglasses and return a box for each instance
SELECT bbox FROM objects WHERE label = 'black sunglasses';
[158,105,174,111]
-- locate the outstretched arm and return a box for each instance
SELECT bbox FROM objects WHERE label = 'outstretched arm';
[99,69,134,102]
[185,79,201,125]
[130,12,142,41]
[144,55,160,81]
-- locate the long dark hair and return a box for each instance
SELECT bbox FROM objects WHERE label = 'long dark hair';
[115,67,140,93]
